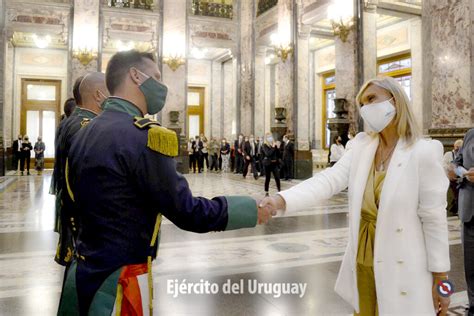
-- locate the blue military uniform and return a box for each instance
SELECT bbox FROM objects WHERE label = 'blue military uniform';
[58,97,257,315]
[52,107,97,266]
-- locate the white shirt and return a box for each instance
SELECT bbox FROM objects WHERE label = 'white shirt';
[330,143,345,162]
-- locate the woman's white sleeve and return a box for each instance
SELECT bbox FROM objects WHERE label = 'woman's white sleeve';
[278,149,352,213]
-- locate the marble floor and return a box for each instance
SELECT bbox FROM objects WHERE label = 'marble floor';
[0,170,468,315]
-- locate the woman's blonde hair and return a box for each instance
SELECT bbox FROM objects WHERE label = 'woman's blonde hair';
[264,132,273,146]
[356,76,421,145]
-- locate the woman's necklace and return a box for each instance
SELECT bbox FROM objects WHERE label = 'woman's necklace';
[377,143,397,171]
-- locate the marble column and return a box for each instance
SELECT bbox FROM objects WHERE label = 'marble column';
[275,0,294,136]
[162,0,187,130]
[296,25,311,151]
[238,0,255,136]
[71,0,101,91]
[294,22,312,179]
[363,6,377,83]
[0,0,5,175]
[424,0,473,146]
[410,18,424,133]
[211,61,222,138]
[254,46,266,137]
[162,0,187,173]
[335,30,358,132]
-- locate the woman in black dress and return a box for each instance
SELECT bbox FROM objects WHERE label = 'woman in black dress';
[261,132,281,196]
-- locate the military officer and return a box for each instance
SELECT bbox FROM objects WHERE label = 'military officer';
[53,72,109,266]
[57,50,273,316]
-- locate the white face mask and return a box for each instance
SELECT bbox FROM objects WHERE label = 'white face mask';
[360,98,396,133]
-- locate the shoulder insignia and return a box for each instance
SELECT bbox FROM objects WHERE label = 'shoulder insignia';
[147,126,178,157]
[80,118,91,128]
[134,117,161,129]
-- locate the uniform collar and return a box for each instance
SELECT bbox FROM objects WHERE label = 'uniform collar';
[75,107,98,119]
[103,97,143,117]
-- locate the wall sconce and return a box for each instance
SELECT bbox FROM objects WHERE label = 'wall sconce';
[73,48,97,66]
[270,33,293,62]
[330,18,354,43]
[162,55,186,71]
[32,34,51,49]
[328,0,355,43]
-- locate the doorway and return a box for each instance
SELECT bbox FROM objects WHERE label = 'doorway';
[20,79,61,169]
[187,87,205,139]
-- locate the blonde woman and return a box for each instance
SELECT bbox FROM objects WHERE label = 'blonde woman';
[261,77,450,315]
[262,132,281,196]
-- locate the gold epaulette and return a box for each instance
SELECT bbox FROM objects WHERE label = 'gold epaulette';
[80,118,91,128]
[147,126,178,157]
[134,117,161,129]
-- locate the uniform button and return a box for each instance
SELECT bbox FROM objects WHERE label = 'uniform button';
[73,227,77,231]
[400,291,407,295]
[396,227,403,232]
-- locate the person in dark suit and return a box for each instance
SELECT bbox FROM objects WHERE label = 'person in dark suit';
[234,133,244,174]
[282,134,295,180]
[194,135,203,173]
[452,128,474,314]
[53,72,108,267]
[57,50,271,315]
[12,135,22,172]
[20,136,33,175]
[242,135,259,180]
[262,132,281,195]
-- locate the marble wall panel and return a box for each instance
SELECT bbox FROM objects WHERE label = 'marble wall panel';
[429,0,472,128]
[188,59,212,136]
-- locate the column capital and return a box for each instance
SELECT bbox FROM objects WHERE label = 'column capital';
[364,0,378,13]
[298,24,312,40]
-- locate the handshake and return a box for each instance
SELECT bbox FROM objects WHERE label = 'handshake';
[256,194,287,224]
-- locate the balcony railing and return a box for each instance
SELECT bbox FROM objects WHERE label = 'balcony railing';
[192,0,233,19]
[107,0,153,10]
[257,0,278,17]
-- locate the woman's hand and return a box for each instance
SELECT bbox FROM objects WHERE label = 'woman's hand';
[432,273,450,316]
[259,195,286,216]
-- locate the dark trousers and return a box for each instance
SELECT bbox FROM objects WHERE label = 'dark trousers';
[283,158,294,180]
[202,153,209,170]
[464,219,474,315]
[12,153,21,170]
[447,181,459,215]
[235,154,244,173]
[197,153,203,172]
[264,163,281,192]
[191,154,198,173]
[20,154,30,172]
[210,154,219,171]
[243,157,258,178]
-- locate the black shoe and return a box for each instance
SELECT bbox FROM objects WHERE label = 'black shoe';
[265,192,269,197]
[27,172,30,175]
[254,175,258,180]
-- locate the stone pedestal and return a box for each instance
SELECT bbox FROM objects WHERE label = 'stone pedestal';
[327,98,350,146]
[294,150,312,179]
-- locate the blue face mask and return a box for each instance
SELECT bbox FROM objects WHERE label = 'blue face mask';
[136,70,168,115]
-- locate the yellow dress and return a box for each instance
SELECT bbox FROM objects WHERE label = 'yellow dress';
[355,164,386,316]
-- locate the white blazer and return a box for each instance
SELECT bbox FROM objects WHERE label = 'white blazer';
[279,132,450,315]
